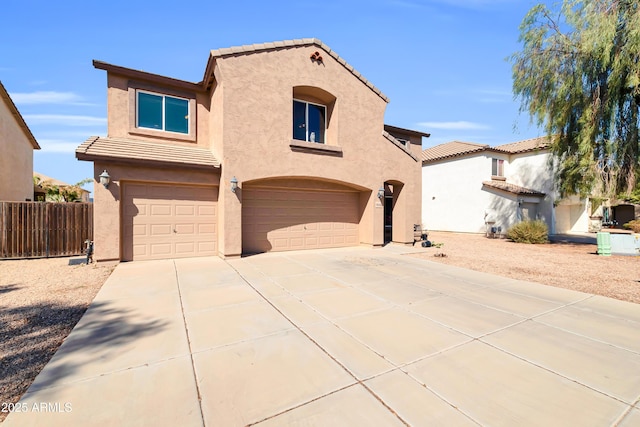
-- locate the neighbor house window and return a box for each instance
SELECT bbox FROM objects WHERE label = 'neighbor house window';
[137,90,189,134]
[492,159,504,177]
[293,99,325,143]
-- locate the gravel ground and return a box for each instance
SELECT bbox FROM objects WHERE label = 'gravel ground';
[0,257,114,423]
[410,231,640,304]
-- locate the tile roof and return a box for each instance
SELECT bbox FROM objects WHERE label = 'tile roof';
[421,141,489,162]
[482,181,545,197]
[75,137,220,169]
[206,38,389,103]
[0,81,40,149]
[494,136,551,154]
[33,172,89,193]
[422,136,553,163]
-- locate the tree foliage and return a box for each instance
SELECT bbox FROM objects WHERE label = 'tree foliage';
[33,176,91,202]
[511,0,640,199]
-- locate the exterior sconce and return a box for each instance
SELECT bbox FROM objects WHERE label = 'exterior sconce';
[230,176,238,193]
[99,170,111,188]
[377,186,385,199]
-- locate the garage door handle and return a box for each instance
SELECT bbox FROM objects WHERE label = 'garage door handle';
[173,229,177,233]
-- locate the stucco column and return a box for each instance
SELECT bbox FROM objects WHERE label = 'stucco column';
[218,172,242,258]
[93,163,121,262]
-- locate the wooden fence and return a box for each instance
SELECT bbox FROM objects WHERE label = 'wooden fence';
[0,202,93,259]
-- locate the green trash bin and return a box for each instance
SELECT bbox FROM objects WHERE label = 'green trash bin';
[597,232,611,256]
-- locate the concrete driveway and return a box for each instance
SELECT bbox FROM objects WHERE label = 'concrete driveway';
[5,246,640,426]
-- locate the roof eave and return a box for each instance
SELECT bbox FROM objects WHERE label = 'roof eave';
[75,151,219,171]
[93,60,206,92]
[384,124,430,138]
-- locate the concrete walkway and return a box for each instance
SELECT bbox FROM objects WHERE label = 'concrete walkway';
[5,246,640,426]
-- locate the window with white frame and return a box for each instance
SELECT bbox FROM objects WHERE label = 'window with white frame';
[492,158,504,177]
[293,99,326,143]
[137,90,189,134]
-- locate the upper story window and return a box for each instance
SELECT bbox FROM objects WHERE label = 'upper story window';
[492,158,505,177]
[137,90,189,134]
[293,99,326,144]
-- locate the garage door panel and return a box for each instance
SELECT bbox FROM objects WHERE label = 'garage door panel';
[175,224,195,234]
[175,205,195,215]
[150,243,172,255]
[122,183,218,261]
[243,188,360,254]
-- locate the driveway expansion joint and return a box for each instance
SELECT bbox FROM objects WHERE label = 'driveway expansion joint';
[172,260,206,426]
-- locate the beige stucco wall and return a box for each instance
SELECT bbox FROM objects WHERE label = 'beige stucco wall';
[213,46,421,256]
[105,74,211,148]
[0,98,35,201]
[91,43,422,260]
[92,161,220,261]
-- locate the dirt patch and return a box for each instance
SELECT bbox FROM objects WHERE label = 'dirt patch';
[410,232,640,304]
[0,257,114,423]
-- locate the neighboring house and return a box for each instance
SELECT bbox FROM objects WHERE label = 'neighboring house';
[76,38,428,262]
[421,137,590,235]
[0,80,40,201]
[33,172,91,202]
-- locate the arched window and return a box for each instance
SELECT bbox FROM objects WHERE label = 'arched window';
[292,86,336,145]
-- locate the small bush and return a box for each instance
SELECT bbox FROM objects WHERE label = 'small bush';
[623,219,640,233]
[506,220,549,244]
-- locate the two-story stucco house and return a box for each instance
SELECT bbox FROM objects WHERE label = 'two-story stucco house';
[421,137,590,235]
[0,81,40,201]
[76,39,428,262]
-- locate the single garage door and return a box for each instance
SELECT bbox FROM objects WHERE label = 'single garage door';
[242,188,359,253]
[122,182,218,261]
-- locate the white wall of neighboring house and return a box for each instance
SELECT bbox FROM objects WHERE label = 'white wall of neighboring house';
[422,147,591,235]
[422,152,515,234]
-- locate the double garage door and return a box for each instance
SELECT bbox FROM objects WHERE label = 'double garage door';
[242,187,360,253]
[122,182,218,261]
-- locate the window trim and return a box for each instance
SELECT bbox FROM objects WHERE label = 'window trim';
[127,83,197,143]
[136,89,190,134]
[293,98,327,144]
[492,158,505,178]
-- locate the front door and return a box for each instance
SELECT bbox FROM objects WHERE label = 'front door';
[384,193,393,244]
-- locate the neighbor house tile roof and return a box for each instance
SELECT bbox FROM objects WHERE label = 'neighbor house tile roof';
[205,38,390,103]
[33,172,89,193]
[421,141,489,162]
[76,137,220,169]
[422,136,553,163]
[494,136,551,154]
[482,181,545,197]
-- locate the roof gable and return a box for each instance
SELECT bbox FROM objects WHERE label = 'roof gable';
[203,38,389,103]
[0,81,40,150]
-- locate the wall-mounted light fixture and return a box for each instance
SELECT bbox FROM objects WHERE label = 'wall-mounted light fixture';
[230,176,238,193]
[99,170,111,188]
[377,186,385,199]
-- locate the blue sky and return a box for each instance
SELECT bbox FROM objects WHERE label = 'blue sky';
[1,0,543,196]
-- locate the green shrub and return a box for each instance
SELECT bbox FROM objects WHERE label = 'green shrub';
[623,219,640,233]
[506,220,549,244]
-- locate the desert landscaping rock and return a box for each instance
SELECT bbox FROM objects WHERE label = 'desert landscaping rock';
[0,258,114,423]
[412,232,639,304]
